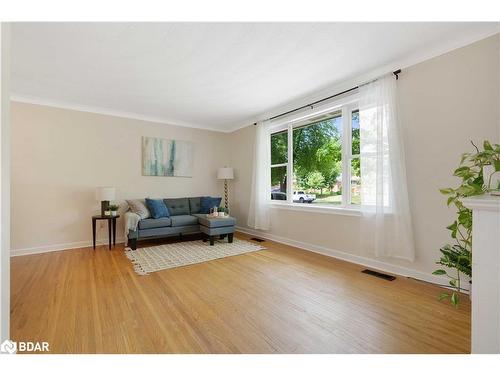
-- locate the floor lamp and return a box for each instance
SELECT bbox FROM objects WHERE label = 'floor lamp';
[217,167,234,212]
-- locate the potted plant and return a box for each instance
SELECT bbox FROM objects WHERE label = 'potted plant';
[218,206,227,217]
[434,141,500,306]
[109,204,120,217]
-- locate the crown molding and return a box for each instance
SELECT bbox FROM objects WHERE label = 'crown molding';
[10,94,232,133]
[226,28,500,133]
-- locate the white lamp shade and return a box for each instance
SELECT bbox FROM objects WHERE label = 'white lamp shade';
[96,186,116,201]
[217,167,234,180]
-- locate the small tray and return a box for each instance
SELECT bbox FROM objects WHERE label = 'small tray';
[206,213,229,218]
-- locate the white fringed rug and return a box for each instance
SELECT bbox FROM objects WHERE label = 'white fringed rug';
[125,238,266,275]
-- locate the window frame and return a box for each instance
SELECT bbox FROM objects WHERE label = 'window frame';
[344,105,360,206]
[268,94,362,213]
[270,128,289,201]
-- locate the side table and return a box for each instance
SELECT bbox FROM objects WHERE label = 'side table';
[92,215,120,250]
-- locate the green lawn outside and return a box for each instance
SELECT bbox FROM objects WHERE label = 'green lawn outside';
[311,192,361,205]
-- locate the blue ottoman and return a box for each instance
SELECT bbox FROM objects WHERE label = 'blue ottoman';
[198,216,236,246]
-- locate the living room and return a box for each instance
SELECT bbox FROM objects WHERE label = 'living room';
[1,1,500,372]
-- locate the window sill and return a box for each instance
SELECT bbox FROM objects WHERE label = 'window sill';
[269,202,362,217]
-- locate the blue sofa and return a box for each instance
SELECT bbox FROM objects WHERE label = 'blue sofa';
[127,197,236,250]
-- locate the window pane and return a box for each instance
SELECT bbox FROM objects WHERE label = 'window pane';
[352,110,360,155]
[271,166,287,200]
[350,158,361,205]
[292,115,342,205]
[271,130,288,165]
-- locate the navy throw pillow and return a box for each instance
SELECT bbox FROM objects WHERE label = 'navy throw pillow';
[200,196,222,214]
[145,198,170,219]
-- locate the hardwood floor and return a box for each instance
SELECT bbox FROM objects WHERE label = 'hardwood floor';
[10,232,470,353]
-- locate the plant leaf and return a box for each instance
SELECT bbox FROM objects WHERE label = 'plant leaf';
[432,269,446,275]
[454,167,471,178]
[450,293,459,307]
[438,293,449,301]
[439,188,454,195]
[446,222,457,231]
[484,140,493,151]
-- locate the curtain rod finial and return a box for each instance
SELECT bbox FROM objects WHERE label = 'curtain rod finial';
[393,69,401,80]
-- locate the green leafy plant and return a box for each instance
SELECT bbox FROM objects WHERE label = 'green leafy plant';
[434,141,500,307]
[109,204,120,211]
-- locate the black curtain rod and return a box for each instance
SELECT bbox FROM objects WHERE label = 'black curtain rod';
[254,69,401,125]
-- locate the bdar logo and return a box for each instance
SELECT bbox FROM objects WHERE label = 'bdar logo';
[0,339,49,353]
[0,339,17,354]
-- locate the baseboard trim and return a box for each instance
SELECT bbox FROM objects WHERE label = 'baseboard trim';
[10,237,125,257]
[235,226,466,291]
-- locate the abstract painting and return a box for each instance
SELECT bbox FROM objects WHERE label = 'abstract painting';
[142,137,193,177]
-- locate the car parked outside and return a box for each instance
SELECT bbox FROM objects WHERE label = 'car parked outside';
[293,191,316,203]
[271,192,287,200]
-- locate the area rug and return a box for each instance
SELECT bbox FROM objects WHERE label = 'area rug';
[125,238,266,275]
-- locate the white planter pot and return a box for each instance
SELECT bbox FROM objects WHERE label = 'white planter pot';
[483,165,500,191]
[111,211,118,216]
[218,212,225,217]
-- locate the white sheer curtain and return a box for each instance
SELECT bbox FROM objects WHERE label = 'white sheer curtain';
[247,121,271,230]
[359,75,415,260]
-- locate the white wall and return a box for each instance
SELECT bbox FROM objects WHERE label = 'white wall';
[1,22,11,342]
[229,34,500,279]
[10,103,230,254]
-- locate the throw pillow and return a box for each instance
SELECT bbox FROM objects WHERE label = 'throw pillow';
[126,199,151,219]
[163,198,190,216]
[188,196,205,214]
[200,196,222,214]
[145,198,170,219]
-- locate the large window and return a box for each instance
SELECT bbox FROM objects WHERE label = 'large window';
[270,102,360,209]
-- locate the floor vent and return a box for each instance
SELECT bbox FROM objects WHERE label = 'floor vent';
[362,269,396,281]
[250,237,265,242]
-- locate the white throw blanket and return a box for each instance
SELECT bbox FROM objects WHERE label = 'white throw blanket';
[124,211,141,246]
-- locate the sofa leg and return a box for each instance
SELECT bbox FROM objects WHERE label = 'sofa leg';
[228,233,234,243]
[129,238,137,251]
[209,236,215,246]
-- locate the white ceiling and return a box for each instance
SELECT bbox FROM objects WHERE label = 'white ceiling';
[11,22,499,132]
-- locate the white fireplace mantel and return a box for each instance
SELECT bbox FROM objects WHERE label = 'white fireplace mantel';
[462,195,500,354]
